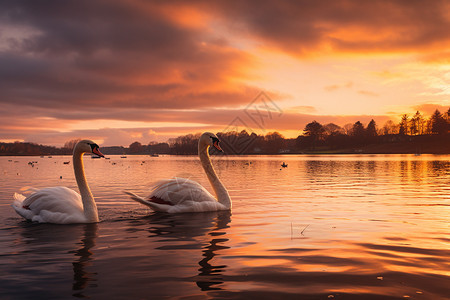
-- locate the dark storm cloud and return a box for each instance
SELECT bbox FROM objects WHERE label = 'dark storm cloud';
[1,1,192,56]
[0,0,260,111]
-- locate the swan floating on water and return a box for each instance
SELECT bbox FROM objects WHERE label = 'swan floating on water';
[12,140,104,224]
[125,132,231,213]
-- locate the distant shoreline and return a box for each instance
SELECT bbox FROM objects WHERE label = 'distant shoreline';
[1,151,449,157]
[1,136,449,156]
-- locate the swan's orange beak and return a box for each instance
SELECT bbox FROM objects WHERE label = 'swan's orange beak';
[213,141,223,152]
[93,147,105,158]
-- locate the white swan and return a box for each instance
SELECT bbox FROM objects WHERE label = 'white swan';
[125,132,231,213]
[12,140,104,224]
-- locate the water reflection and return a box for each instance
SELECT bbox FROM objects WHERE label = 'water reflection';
[14,221,98,299]
[197,211,230,291]
[140,211,231,291]
[428,160,449,177]
[1,155,449,299]
[72,224,98,298]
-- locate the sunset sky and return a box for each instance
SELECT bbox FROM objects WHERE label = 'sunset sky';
[1,0,449,146]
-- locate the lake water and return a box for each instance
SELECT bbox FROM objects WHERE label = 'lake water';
[0,154,449,299]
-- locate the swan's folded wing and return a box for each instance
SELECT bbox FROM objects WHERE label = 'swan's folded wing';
[150,177,215,205]
[21,187,83,213]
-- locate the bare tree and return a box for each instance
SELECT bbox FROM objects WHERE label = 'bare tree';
[343,123,353,135]
[63,139,82,151]
[323,123,344,136]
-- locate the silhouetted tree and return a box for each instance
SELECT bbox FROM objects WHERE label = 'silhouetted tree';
[0,142,62,155]
[170,133,201,154]
[323,123,343,136]
[343,123,353,135]
[409,111,424,135]
[366,119,378,143]
[352,121,365,137]
[350,121,366,146]
[148,142,170,154]
[382,120,398,135]
[303,121,324,150]
[129,141,144,154]
[430,109,448,134]
[399,114,409,135]
[366,120,377,136]
[304,121,324,138]
[264,132,285,153]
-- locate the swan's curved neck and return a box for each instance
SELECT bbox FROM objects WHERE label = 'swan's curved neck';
[198,144,231,209]
[73,150,99,222]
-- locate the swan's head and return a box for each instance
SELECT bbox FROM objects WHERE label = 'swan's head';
[74,140,104,157]
[200,132,223,152]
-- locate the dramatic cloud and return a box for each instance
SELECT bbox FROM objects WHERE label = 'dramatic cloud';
[0,1,448,146]
[204,0,450,56]
[0,0,262,111]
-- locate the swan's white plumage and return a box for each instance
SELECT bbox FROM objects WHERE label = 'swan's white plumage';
[126,132,231,213]
[152,177,215,203]
[11,140,104,224]
[125,177,227,213]
[12,187,85,224]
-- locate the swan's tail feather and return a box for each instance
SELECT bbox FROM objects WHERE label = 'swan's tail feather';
[13,192,26,202]
[13,192,26,206]
[12,192,35,220]
[124,191,148,205]
[12,187,37,209]
[124,191,167,212]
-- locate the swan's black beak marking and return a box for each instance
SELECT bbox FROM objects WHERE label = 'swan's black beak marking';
[89,143,105,158]
[211,137,223,152]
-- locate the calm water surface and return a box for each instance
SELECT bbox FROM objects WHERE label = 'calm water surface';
[0,154,449,299]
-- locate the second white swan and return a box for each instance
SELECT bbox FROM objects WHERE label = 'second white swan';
[125,132,231,213]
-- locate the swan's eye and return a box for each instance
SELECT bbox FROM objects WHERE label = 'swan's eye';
[88,143,99,151]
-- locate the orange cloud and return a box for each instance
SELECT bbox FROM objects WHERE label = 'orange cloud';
[412,104,450,116]
[0,1,448,146]
[204,1,450,56]
[325,82,353,91]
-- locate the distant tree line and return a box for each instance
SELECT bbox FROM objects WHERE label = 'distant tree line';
[0,142,72,156]
[136,108,449,155]
[296,108,449,152]
[1,108,449,156]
